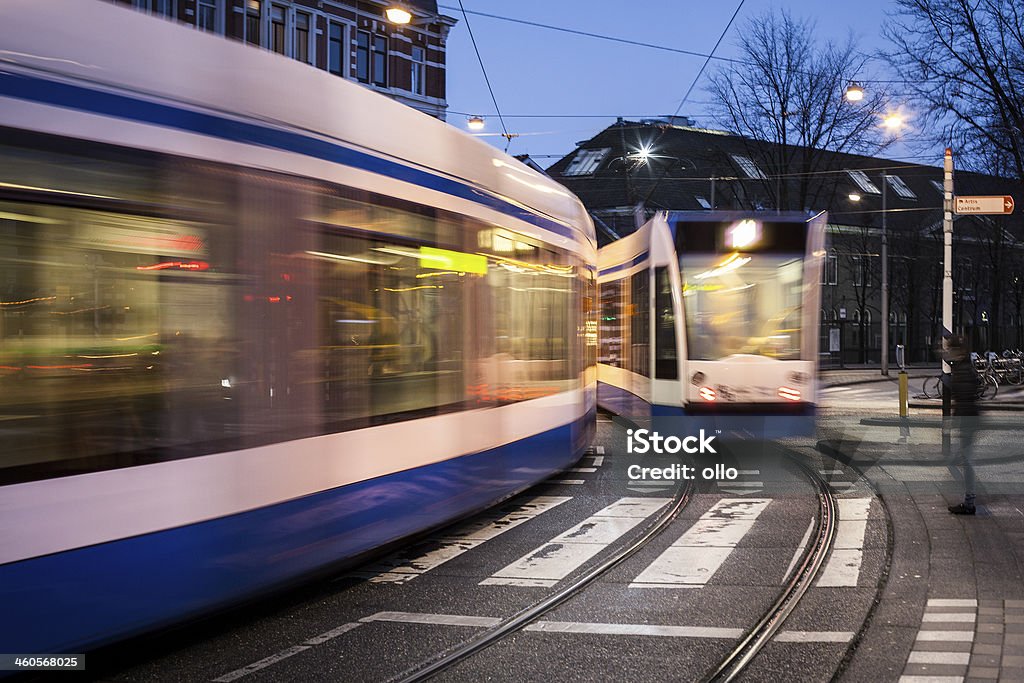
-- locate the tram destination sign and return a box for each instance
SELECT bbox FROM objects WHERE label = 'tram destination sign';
[954,195,1015,215]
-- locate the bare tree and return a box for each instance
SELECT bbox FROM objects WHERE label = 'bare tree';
[707,9,895,211]
[884,0,1024,180]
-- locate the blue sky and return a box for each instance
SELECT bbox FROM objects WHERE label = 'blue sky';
[440,1,909,162]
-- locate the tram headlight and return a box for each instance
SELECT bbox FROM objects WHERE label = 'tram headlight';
[699,386,717,401]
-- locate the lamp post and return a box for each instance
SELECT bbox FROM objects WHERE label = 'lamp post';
[881,172,889,375]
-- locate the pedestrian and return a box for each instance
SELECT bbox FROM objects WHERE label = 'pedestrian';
[945,335,978,515]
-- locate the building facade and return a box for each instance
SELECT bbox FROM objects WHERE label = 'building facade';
[548,119,1024,366]
[111,0,456,118]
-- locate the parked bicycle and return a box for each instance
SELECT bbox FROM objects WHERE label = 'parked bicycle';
[921,370,997,400]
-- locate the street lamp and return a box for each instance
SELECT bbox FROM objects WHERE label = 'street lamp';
[385,4,412,24]
[467,115,485,131]
[845,82,865,103]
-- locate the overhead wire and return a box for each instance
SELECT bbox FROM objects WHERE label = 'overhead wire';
[456,0,512,150]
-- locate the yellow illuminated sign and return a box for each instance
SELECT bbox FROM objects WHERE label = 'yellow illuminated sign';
[419,246,487,274]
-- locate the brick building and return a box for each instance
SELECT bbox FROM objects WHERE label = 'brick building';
[112,0,456,118]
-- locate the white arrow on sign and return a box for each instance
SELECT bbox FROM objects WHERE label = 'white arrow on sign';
[954,195,1015,215]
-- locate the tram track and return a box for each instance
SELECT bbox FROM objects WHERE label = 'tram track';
[390,430,841,683]
[390,451,698,682]
[699,451,839,682]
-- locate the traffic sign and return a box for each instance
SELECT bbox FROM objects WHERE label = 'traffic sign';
[954,195,1014,214]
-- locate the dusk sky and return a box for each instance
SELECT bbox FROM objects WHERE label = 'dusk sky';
[439,1,922,165]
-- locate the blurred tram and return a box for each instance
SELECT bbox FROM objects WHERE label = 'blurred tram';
[0,0,596,653]
[597,211,825,426]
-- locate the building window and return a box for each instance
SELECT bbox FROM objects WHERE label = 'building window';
[886,174,917,199]
[930,179,946,195]
[295,12,311,64]
[245,0,261,46]
[730,154,767,179]
[847,170,881,194]
[562,148,610,176]
[328,23,345,76]
[197,0,219,32]
[356,31,370,82]
[821,251,838,285]
[372,35,388,87]
[270,5,286,55]
[136,0,174,17]
[410,46,425,95]
[695,195,711,209]
[852,255,874,287]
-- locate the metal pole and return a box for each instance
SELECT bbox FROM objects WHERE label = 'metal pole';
[710,177,716,209]
[942,148,954,421]
[881,173,889,375]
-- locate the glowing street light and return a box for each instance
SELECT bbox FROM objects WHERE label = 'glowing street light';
[848,192,862,202]
[883,113,904,131]
[845,82,865,103]
[385,5,412,24]
[467,115,485,131]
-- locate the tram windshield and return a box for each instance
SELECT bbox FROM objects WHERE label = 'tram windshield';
[680,252,803,361]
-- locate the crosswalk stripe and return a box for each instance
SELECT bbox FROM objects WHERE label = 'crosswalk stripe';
[481,497,671,588]
[630,498,770,588]
[816,498,872,587]
[352,496,572,584]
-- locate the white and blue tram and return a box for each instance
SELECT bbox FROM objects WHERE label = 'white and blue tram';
[597,211,824,428]
[0,0,596,653]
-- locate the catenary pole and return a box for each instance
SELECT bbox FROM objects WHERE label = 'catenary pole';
[942,148,953,421]
[881,172,889,376]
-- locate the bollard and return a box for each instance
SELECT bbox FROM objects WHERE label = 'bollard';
[899,370,909,417]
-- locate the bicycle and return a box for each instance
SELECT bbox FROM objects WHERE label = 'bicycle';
[920,370,997,400]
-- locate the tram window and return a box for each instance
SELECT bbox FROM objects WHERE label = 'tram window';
[598,279,625,369]
[481,237,575,402]
[630,271,649,377]
[313,231,466,422]
[680,253,803,361]
[0,133,584,483]
[654,267,678,379]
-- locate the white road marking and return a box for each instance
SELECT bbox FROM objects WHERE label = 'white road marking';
[824,386,852,392]
[816,498,872,587]
[907,651,971,665]
[361,611,501,628]
[303,622,362,645]
[481,497,670,588]
[333,611,853,644]
[630,498,770,588]
[212,646,313,682]
[569,467,597,473]
[773,630,855,643]
[921,613,976,623]
[596,446,605,455]
[353,496,571,584]
[524,621,743,638]
[590,455,605,467]
[926,599,977,607]
[915,631,975,642]
[548,479,586,485]
[783,516,817,581]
